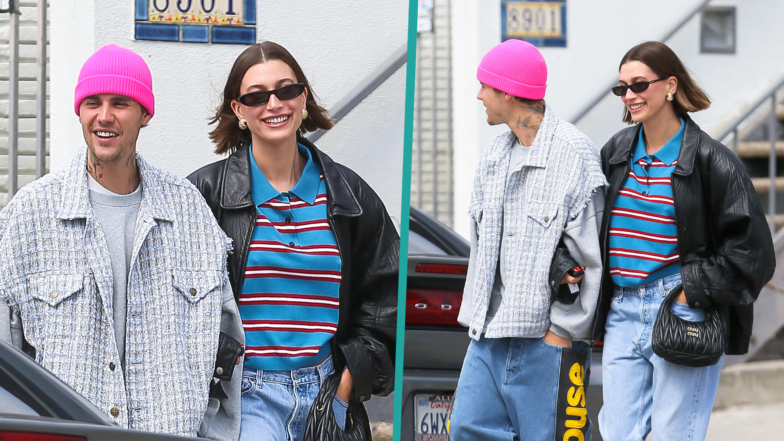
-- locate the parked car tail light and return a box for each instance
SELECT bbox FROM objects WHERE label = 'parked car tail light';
[406,288,463,328]
[414,263,468,275]
[0,433,86,441]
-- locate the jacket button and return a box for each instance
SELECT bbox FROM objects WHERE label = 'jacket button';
[695,302,701,307]
[551,281,555,287]
[189,288,197,296]
[285,218,291,224]
[110,407,119,417]
[215,367,224,376]
[360,395,365,401]
[109,362,115,371]
[49,291,57,298]
[289,242,295,247]
[544,216,549,222]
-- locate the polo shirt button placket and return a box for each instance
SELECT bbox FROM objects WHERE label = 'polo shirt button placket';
[284,194,297,247]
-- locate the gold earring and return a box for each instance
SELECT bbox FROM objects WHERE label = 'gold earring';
[238,118,247,130]
[302,108,309,119]
[666,92,674,102]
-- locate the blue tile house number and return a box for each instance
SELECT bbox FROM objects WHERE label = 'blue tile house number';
[135,0,256,44]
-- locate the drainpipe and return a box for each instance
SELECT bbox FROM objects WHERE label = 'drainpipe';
[6,0,19,197]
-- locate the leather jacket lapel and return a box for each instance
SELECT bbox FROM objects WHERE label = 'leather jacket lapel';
[673,117,700,177]
[299,138,362,217]
[220,145,254,210]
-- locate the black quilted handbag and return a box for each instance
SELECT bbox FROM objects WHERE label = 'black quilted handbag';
[652,284,725,367]
[303,373,372,441]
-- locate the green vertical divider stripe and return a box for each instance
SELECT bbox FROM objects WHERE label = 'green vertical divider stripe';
[392,1,418,440]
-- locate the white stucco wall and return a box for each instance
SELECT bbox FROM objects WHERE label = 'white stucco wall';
[50,0,408,222]
[578,0,784,147]
[450,0,784,238]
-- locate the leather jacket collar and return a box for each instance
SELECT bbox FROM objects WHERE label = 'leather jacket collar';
[219,138,362,217]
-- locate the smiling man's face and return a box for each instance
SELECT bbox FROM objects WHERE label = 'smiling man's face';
[79,94,150,166]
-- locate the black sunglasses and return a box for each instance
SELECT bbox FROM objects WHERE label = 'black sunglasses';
[611,77,668,97]
[237,83,306,107]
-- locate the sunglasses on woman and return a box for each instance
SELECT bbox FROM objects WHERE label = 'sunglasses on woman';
[237,83,306,107]
[611,77,668,96]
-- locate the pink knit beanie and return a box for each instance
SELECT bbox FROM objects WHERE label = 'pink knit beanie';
[74,44,155,117]
[477,40,547,100]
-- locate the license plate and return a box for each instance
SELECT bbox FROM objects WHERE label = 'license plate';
[414,394,453,440]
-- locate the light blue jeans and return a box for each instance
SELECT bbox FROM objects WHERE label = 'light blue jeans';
[239,356,348,441]
[599,273,723,441]
[449,335,592,441]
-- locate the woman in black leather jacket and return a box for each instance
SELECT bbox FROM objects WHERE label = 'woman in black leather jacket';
[552,41,774,440]
[188,41,398,441]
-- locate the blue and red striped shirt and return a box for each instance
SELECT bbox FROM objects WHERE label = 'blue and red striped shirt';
[609,120,684,287]
[241,144,341,370]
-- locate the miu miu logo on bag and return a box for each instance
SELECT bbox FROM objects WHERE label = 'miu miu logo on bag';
[687,326,699,338]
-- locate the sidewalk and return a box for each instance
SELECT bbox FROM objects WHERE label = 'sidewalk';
[707,401,784,440]
[705,359,784,440]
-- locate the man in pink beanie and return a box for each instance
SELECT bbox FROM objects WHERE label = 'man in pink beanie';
[0,44,244,440]
[449,40,607,440]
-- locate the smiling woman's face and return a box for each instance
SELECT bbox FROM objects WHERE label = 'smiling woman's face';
[232,59,308,148]
[618,60,675,125]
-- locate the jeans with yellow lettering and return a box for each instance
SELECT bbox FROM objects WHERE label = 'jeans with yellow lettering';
[449,335,592,441]
[599,273,723,441]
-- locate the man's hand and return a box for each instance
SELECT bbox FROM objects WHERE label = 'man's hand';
[336,368,354,403]
[544,330,572,348]
[560,272,584,285]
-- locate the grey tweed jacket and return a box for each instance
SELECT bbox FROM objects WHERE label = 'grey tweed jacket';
[0,148,233,437]
[463,106,607,339]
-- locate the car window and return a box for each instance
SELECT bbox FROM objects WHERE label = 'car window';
[408,231,448,255]
[0,384,39,416]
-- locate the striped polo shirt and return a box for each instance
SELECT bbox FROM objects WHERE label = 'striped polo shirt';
[609,119,684,287]
[241,144,341,370]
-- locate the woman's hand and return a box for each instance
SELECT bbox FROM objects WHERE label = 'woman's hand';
[336,368,354,403]
[675,289,688,305]
[544,330,572,348]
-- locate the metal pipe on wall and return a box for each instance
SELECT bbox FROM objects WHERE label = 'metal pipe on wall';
[770,95,777,233]
[7,0,20,198]
[732,128,737,155]
[416,37,423,208]
[36,0,47,178]
[445,0,453,227]
[431,27,438,218]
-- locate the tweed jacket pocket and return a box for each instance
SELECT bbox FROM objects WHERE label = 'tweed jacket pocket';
[172,269,223,304]
[29,272,84,307]
[526,200,559,229]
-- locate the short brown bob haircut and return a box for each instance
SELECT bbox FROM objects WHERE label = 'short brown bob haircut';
[619,41,711,124]
[209,41,334,154]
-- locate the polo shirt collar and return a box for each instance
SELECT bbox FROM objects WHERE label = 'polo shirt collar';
[634,118,685,166]
[249,143,320,206]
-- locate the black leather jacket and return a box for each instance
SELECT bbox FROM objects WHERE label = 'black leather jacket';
[187,138,399,401]
[552,117,775,355]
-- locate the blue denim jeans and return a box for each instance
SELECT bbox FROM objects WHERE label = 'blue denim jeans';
[449,336,592,441]
[599,273,723,441]
[239,356,348,441]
